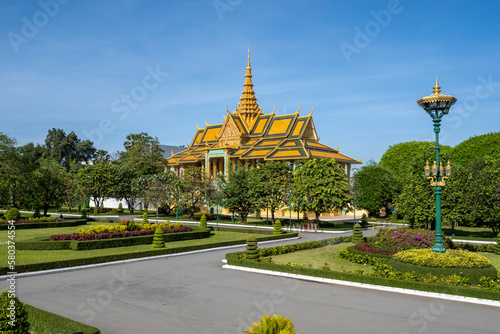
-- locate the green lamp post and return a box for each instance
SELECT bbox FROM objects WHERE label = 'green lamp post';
[417,77,456,253]
[352,168,358,228]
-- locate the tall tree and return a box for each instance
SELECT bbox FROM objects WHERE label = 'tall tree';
[354,161,396,216]
[32,158,66,215]
[222,165,257,224]
[179,166,213,219]
[293,159,349,222]
[44,128,96,170]
[76,163,118,209]
[120,132,165,176]
[250,161,290,224]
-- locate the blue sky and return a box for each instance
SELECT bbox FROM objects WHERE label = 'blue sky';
[1,0,499,164]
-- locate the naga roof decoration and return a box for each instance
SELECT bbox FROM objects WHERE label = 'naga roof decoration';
[167,51,361,167]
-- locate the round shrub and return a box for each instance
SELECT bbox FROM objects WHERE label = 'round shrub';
[200,214,207,228]
[352,223,364,244]
[246,234,259,260]
[273,220,282,235]
[244,314,296,334]
[151,226,165,249]
[393,249,492,269]
[5,208,20,222]
[0,290,30,333]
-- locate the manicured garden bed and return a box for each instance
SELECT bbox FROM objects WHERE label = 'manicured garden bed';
[226,232,500,301]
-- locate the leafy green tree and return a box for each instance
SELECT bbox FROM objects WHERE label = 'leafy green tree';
[0,133,21,207]
[250,161,290,224]
[293,159,349,222]
[221,164,257,224]
[112,164,140,214]
[32,158,66,215]
[450,132,500,167]
[44,128,96,170]
[179,166,213,219]
[77,163,118,209]
[119,132,165,176]
[397,171,435,229]
[62,172,84,213]
[354,161,396,216]
[379,141,452,192]
[139,171,178,216]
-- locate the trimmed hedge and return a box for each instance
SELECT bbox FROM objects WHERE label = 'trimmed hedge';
[26,304,100,334]
[0,232,298,274]
[216,227,274,235]
[0,219,87,230]
[225,251,500,301]
[69,229,211,250]
[387,258,498,284]
[17,240,71,250]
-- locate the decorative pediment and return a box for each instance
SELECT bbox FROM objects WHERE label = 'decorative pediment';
[218,115,242,148]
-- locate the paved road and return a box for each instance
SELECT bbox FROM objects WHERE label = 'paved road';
[7,231,500,334]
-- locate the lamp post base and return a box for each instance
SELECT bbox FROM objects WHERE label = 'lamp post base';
[432,243,446,253]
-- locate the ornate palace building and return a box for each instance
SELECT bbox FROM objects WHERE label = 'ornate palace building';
[167,52,361,178]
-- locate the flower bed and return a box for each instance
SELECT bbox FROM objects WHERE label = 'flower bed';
[50,226,192,241]
[393,249,492,269]
[76,221,183,235]
[367,228,453,253]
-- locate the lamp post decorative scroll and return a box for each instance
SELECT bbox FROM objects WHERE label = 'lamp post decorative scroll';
[417,77,457,253]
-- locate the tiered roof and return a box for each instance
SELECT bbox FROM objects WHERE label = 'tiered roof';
[167,51,361,167]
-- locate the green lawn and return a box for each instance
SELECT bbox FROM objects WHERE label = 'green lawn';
[265,243,376,273]
[480,252,500,271]
[443,226,497,241]
[0,230,253,267]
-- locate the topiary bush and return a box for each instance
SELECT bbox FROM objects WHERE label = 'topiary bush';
[273,220,282,235]
[244,314,296,334]
[352,223,364,244]
[5,208,21,222]
[80,209,87,219]
[151,226,165,249]
[393,249,492,269]
[0,290,30,333]
[117,203,124,213]
[199,214,207,228]
[246,234,259,260]
[93,207,99,215]
[142,211,149,224]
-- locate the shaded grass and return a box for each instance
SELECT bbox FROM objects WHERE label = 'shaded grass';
[443,226,497,241]
[266,244,375,273]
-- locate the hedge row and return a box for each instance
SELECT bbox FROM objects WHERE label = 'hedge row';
[225,252,500,302]
[0,232,298,274]
[26,304,100,334]
[216,226,274,235]
[17,228,211,251]
[0,219,87,230]
[70,228,211,250]
[387,258,498,284]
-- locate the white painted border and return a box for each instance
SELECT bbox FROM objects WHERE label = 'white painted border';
[222,264,500,308]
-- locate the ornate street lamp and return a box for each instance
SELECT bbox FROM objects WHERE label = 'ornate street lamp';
[417,77,457,253]
[352,168,358,228]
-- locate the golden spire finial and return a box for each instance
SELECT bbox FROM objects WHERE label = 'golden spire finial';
[433,76,441,94]
[234,48,262,128]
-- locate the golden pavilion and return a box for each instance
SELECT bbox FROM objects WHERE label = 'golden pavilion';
[167,51,361,178]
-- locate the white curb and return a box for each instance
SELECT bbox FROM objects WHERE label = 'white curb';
[222,264,500,308]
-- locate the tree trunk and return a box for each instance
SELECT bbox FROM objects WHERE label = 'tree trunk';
[315,212,320,223]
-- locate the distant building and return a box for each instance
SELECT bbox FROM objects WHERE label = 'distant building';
[167,51,361,179]
[158,145,186,159]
